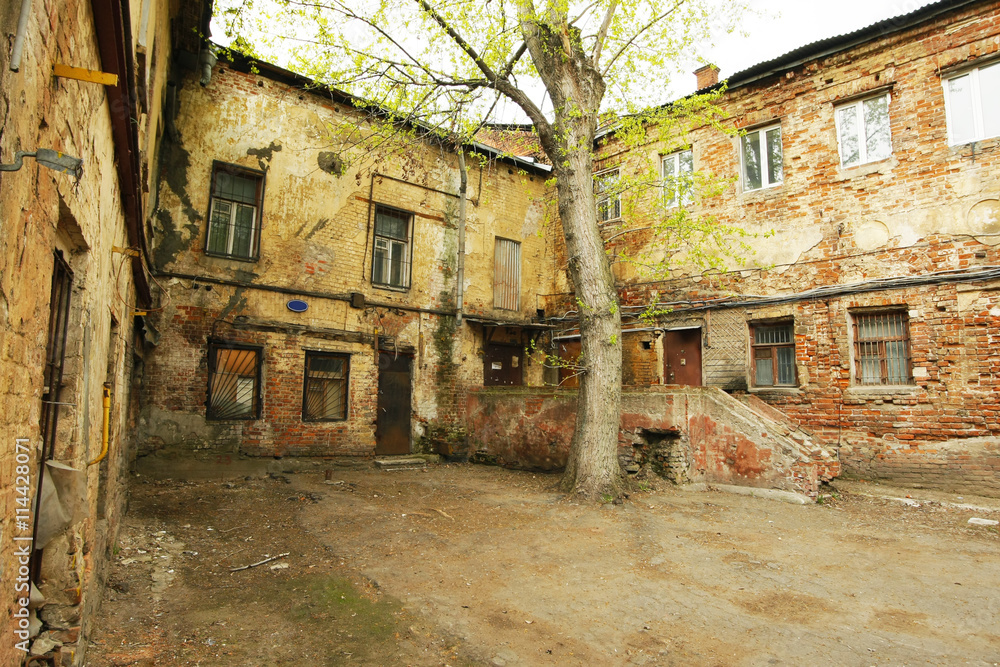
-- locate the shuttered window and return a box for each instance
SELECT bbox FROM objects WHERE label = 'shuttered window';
[853,311,912,385]
[493,237,521,311]
[207,342,262,420]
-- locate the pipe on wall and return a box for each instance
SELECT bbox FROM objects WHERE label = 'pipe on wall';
[9,0,32,71]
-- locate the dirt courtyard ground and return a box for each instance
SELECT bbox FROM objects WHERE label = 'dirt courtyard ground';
[86,463,1000,666]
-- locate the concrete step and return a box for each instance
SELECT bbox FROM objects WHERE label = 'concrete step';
[374,457,428,471]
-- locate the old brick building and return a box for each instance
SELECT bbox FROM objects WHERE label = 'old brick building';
[0,0,207,662]
[136,0,1000,501]
[139,55,561,469]
[579,0,1000,495]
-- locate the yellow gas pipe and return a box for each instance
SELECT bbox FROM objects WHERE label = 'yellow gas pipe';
[87,383,112,466]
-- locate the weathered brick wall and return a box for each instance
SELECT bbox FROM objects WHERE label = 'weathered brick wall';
[0,0,185,660]
[466,386,837,497]
[143,61,558,461]
[582,1,1000,494]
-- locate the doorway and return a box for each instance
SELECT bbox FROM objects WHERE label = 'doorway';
[375,351,412,455]
[663,328,702,386]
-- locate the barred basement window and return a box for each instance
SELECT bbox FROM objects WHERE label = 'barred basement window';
[493,237,521,311]
[853,311,912,385]
[207,342,262,420]
[303,352,349,421]
[372,205,412,289]
[751,321,796,387]
[205,162,264,261]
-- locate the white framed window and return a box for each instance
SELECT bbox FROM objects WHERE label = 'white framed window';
[371,205,412,289]
[206,162,264,260]
[594,168,621,222]
[944,61,1000,145]
[836,94,892,167]
[662,149,693,207]
[741,124,782,191]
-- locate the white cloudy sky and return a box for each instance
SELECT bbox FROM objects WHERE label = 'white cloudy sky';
[675,0,936,95]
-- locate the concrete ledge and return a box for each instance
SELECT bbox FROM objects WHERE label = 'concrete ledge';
[682,482,811,505]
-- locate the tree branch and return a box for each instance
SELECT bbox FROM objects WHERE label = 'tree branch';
[591,0,619,67]
[601,1,684,75]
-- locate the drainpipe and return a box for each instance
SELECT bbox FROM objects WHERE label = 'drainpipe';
[87,384,112,466]
[9,0,32,71]
[456,149,467,325]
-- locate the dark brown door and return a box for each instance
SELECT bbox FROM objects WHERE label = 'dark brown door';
[663,328,702,386]
[484,343,523,386]
[376,352,411,455]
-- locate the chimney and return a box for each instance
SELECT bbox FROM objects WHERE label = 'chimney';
[694,64,719,90]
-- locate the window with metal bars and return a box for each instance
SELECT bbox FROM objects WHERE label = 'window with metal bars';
[207,342,262,420]
[205,162,264,261]
[372,205,412,289]
[751,321,796,387]
[303,352,349,421]
[852,311,912,385]
[493,237,521,311]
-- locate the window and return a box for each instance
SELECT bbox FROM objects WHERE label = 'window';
[493,238,521,310]
[372,205,412,289]
[303,352,349,421]
[207,342,261,419]
[594,168,621,222]
[206,162,264,260]
[944,62,1000,145]
[836,94,892,166]
[751,322,796,387]
[741,124,782,191]
[852,311,912,385]
[662,149,693,207]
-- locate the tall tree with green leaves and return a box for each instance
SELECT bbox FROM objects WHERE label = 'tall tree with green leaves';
[219,0,744,499]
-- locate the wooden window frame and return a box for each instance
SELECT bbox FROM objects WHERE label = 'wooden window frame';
[205,161,265,261]
[594,167,621,222]
[371,204,413,290]
[750,320,796,387]
[206,341,262,420]
[302,351,350,422]
[851,310,913,386]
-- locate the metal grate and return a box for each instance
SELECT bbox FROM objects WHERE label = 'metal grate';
[493,237,521,311]
[303,352,348,421]
[853,311,911,385]
[207,344,261,419]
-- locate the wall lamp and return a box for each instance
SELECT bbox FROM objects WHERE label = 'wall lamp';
[0,149,83,177]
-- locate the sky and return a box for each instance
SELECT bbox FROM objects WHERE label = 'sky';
[673,0,937,96]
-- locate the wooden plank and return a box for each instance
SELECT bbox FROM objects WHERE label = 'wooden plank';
[52,64,118,86]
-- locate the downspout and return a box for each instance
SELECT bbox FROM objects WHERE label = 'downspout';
[456,149,467,324]
[9,0,32,71]
[87,383,111,466]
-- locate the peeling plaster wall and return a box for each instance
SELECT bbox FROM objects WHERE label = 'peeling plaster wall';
[142,63,557,460]
[585,1,1000,494]
[0,0,184,662]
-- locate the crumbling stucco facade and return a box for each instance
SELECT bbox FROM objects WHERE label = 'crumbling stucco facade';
[0,0,205,662]
[140,58,558,468]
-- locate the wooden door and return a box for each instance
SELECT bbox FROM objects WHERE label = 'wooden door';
[375,351,411,455]
[484,342,524,386]
[663,328,702,386]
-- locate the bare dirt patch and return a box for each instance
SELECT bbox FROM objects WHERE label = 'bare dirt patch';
[87,465,1000,666]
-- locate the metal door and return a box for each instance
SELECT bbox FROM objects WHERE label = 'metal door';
[484,342,523,386]
[663,328,702,386]
[376,351,411,455]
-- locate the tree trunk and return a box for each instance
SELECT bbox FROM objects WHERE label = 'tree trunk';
[553,138,624,500]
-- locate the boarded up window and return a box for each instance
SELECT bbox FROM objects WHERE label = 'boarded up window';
[207,343,261,419]
[493,237,521,311]
[853,311,912,385]
[303,352,349,421]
